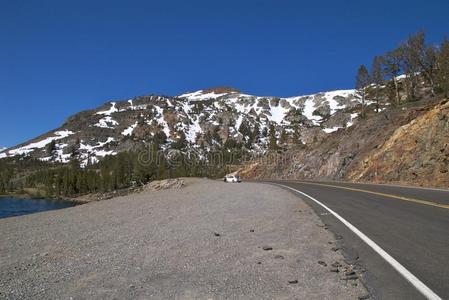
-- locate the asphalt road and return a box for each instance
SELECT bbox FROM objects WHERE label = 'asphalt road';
[268,180,449,300]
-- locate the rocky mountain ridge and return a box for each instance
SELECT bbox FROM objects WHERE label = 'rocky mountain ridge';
[0,87,370,166]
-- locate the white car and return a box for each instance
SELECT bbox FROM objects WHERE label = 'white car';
[224,175,241,183]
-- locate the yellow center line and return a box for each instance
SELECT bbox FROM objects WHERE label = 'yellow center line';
[287,181,449,210]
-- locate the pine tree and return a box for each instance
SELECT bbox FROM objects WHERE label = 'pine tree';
[46,140,56,157]
[279,128,288,149]
[356,64,370,118]
[171,131,187,150]
[268,124,278,150]
[252,123,260,142]
[292,126,302,145]
[261,126,268,138]
[400,32,425,101]
[238,120,251,137]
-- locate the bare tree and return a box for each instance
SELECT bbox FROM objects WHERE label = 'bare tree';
[436,38,449,97]
[370,56,385,112]
[356,64,370,118]
[422,45,438,96]
[384,49,402,105]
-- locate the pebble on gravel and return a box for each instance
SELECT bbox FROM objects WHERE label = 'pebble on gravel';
[342,275,358,281]
[262,246,273,251]
[213,232,221,237]
[288,280,299,284]
[345,270,356,276]
[318,260,327,267]
[330,268,339,273]
[331,262,342,268]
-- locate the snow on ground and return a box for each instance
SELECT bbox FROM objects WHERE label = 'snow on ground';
[324,90,354,113]
[4,130,74,157]
[302,97,322,125]
[121,121,138,136]
[96,102,118,115]
[323,126,341,134]
[94,102,120,128]
[178,90,231,101]
[235,115,244,131]
[185,117,201,143]
[79,137,116,167]
[94,116,119,128]
[346,113,359,127]
[40,143,72,163]
[268,103,288,124]
[155,106,171,138]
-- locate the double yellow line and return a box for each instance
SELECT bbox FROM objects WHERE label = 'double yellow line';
[289,181,449,210]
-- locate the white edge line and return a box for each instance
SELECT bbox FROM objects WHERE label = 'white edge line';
[275,183,442,300]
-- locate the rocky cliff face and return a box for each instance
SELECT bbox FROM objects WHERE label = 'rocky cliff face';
[347,100,449,187]
[240,97,449,188]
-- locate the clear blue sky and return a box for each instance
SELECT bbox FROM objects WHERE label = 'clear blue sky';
[1,0,448,147]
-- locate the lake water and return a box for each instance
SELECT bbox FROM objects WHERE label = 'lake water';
[0,197,77,219]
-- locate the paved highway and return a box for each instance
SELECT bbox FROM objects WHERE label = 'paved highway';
[268,180,449,300]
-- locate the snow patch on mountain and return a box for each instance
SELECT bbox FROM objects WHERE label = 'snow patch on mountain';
[2,130,74,158]
[178,90,232,101]
[41,143,72,163]
[95,116,119,128]
[122,121,138,136]
[97,102,118,115]
[155,106,171,138]
[79,137,117,167]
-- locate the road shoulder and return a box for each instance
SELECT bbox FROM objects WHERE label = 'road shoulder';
[0,178,368,299]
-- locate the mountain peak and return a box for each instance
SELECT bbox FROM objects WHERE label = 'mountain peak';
[202,86,241,94]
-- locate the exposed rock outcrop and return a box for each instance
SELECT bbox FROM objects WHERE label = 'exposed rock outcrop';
[347,100,449,187]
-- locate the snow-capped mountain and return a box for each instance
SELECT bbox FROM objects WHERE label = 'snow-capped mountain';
[0,87,371,166]
[0,147,6,153]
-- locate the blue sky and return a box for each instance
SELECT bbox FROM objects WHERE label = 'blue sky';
[1,0,449,147]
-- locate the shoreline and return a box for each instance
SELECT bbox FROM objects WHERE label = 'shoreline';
[0,193,85,205]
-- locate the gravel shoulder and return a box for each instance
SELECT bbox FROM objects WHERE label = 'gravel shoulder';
[0,179,367,299]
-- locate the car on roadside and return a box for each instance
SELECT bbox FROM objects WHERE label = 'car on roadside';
[224,175,241,183]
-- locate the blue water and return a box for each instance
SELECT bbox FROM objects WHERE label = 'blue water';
[0,197,77,219]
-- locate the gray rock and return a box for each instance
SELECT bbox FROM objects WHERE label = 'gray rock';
[318,260,327,267]
[330,268,339,273]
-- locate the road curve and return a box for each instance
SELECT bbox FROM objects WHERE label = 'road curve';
[267,180,449,300]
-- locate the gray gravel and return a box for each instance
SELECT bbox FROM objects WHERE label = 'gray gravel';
[0,178,367,299]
